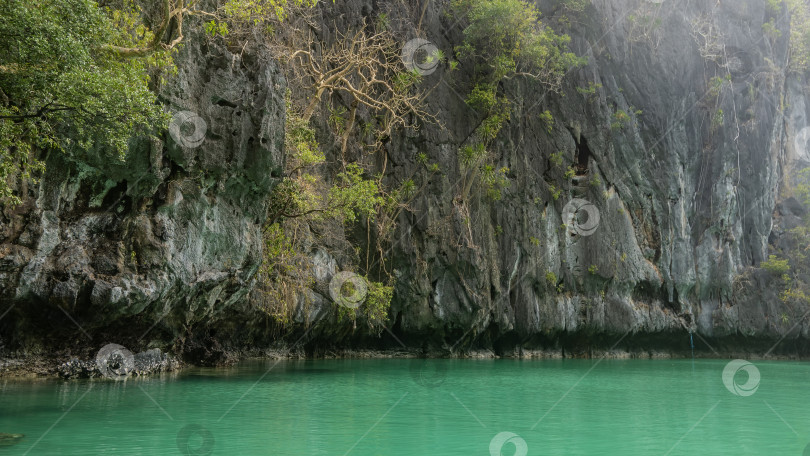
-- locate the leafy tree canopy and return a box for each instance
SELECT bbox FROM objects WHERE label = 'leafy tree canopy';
[0,0,172,205]
[453,0,584,88]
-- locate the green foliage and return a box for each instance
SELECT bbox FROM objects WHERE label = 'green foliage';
[707,75,729,99]
[375,13,389,31]
[529,236,540,246]
[269,105,389,226]
[363,280,394,329]
[768,0,810,72]
[539,110,554,133]
[610,109,632,130]
[564,166,576,179]
[205,20,230,38]
[627,9,663,48]
[781,286,809,305]
[466,84,511,140]
[558,0,589,14]
[548,183,561,200]
[588,264,598,275]
[576,81,602,96]
[393,70,423,95]
[256,221,313,325]
[761,255,790,275]
[453,0,583,87]
[762,18,783,43]
[329,164,384,223]
[549,151,565,167]
[459,143,509,201]
[711,109,724,132]
[286,107,324,169]
[329,105,348,134]
[736,169,810,312]
[335,277,394,331]
[459,143,488,170]
[450,0,581,205]
[481,165,510,200]
[0,0,170,205]
[212,0,321,37]
[545,271,557,287]
[795,168,810,207]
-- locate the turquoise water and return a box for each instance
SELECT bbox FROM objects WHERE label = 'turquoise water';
[1,358,810,455]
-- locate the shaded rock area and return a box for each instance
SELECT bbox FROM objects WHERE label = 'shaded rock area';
[176,335,238,367]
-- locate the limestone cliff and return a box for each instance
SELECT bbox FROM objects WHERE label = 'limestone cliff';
[1,0,809,364]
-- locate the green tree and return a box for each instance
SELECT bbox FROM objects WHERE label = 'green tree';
[0,0,178,205]
[454,0,583,90]
[451,0,583,203]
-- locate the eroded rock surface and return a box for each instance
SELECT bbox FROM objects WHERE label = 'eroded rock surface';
[2,0,810,363]
[0,15,284,354]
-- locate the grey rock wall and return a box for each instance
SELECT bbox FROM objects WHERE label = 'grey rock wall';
[0,18,285,352]
[294,0,810,356]
[2,0,810,361]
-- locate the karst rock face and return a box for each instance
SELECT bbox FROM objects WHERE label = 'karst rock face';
[2,0,810,358]
[346,0,810,356]
[0,13,286,352]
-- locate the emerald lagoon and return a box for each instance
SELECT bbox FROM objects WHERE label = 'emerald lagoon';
[1,359,808,455]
